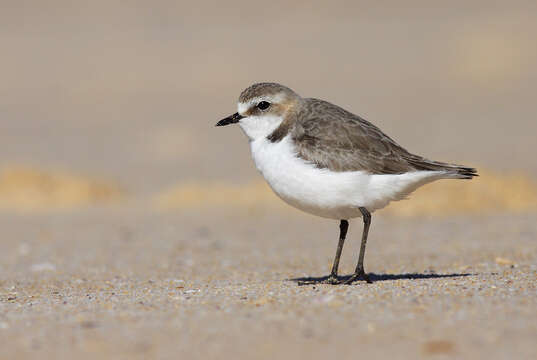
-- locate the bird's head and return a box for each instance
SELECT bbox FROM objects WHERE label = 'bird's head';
[216,83,301,141]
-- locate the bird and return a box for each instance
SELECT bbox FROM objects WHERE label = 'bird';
[216,82,477,284]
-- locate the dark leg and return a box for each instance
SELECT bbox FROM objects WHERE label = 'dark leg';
[322,220,348,284]
[344,207,372,284]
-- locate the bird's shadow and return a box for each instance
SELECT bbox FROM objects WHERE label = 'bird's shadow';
[290,272,473,286]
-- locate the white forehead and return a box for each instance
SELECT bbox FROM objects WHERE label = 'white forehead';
[237,93,286,115]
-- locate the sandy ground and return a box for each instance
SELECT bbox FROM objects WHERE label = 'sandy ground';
[1,210,536,359]
[1,1,537,359]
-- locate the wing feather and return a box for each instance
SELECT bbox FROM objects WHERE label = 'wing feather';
[291,98,476,177]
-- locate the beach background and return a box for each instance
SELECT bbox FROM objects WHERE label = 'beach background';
[1,1,536,359]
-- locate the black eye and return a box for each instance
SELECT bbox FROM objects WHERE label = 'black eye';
[257,101,271,110]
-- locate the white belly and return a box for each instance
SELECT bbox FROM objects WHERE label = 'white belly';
[249,136,446,219]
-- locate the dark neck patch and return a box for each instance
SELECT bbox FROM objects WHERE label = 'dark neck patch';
[266,105,299,143]
[267,120,292,143]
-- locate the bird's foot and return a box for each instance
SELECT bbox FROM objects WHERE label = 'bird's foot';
[343,270,372,284]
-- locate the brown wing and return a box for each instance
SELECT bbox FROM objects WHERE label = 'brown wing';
[292,98,476,176]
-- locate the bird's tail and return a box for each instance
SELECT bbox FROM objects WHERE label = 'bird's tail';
[440,164,478,179]
[405,156,478,180]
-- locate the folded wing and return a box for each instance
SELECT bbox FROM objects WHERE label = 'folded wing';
[292,98,477,178]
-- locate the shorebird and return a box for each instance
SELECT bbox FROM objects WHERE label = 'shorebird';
[216,82,477,284]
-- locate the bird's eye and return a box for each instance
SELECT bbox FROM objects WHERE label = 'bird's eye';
[257,101,271,110]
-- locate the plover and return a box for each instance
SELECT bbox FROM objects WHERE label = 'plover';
[216,82,477,284]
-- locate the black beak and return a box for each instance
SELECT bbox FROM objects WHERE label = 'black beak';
[216,112,244,127]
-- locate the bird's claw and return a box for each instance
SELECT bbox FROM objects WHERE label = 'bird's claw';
[343,270,372,284]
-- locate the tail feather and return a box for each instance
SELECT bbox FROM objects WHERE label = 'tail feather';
[405,156,478,180]
[453,166,478,179]
[443,165,478,179]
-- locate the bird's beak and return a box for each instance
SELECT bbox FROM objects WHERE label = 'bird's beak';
[216,112,244,127]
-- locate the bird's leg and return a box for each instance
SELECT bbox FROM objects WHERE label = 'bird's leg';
[322,219,348,284]
[345,208,372,284]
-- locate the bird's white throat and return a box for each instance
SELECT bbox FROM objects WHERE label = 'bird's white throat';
[238,114,284,141]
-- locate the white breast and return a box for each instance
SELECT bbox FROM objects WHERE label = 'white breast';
[249,135,446,219]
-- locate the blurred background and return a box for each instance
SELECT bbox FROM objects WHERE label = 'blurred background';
[2,2,537,359]
[1,0,536,214]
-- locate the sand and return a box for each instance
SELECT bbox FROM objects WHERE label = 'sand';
[1,210,536,359]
